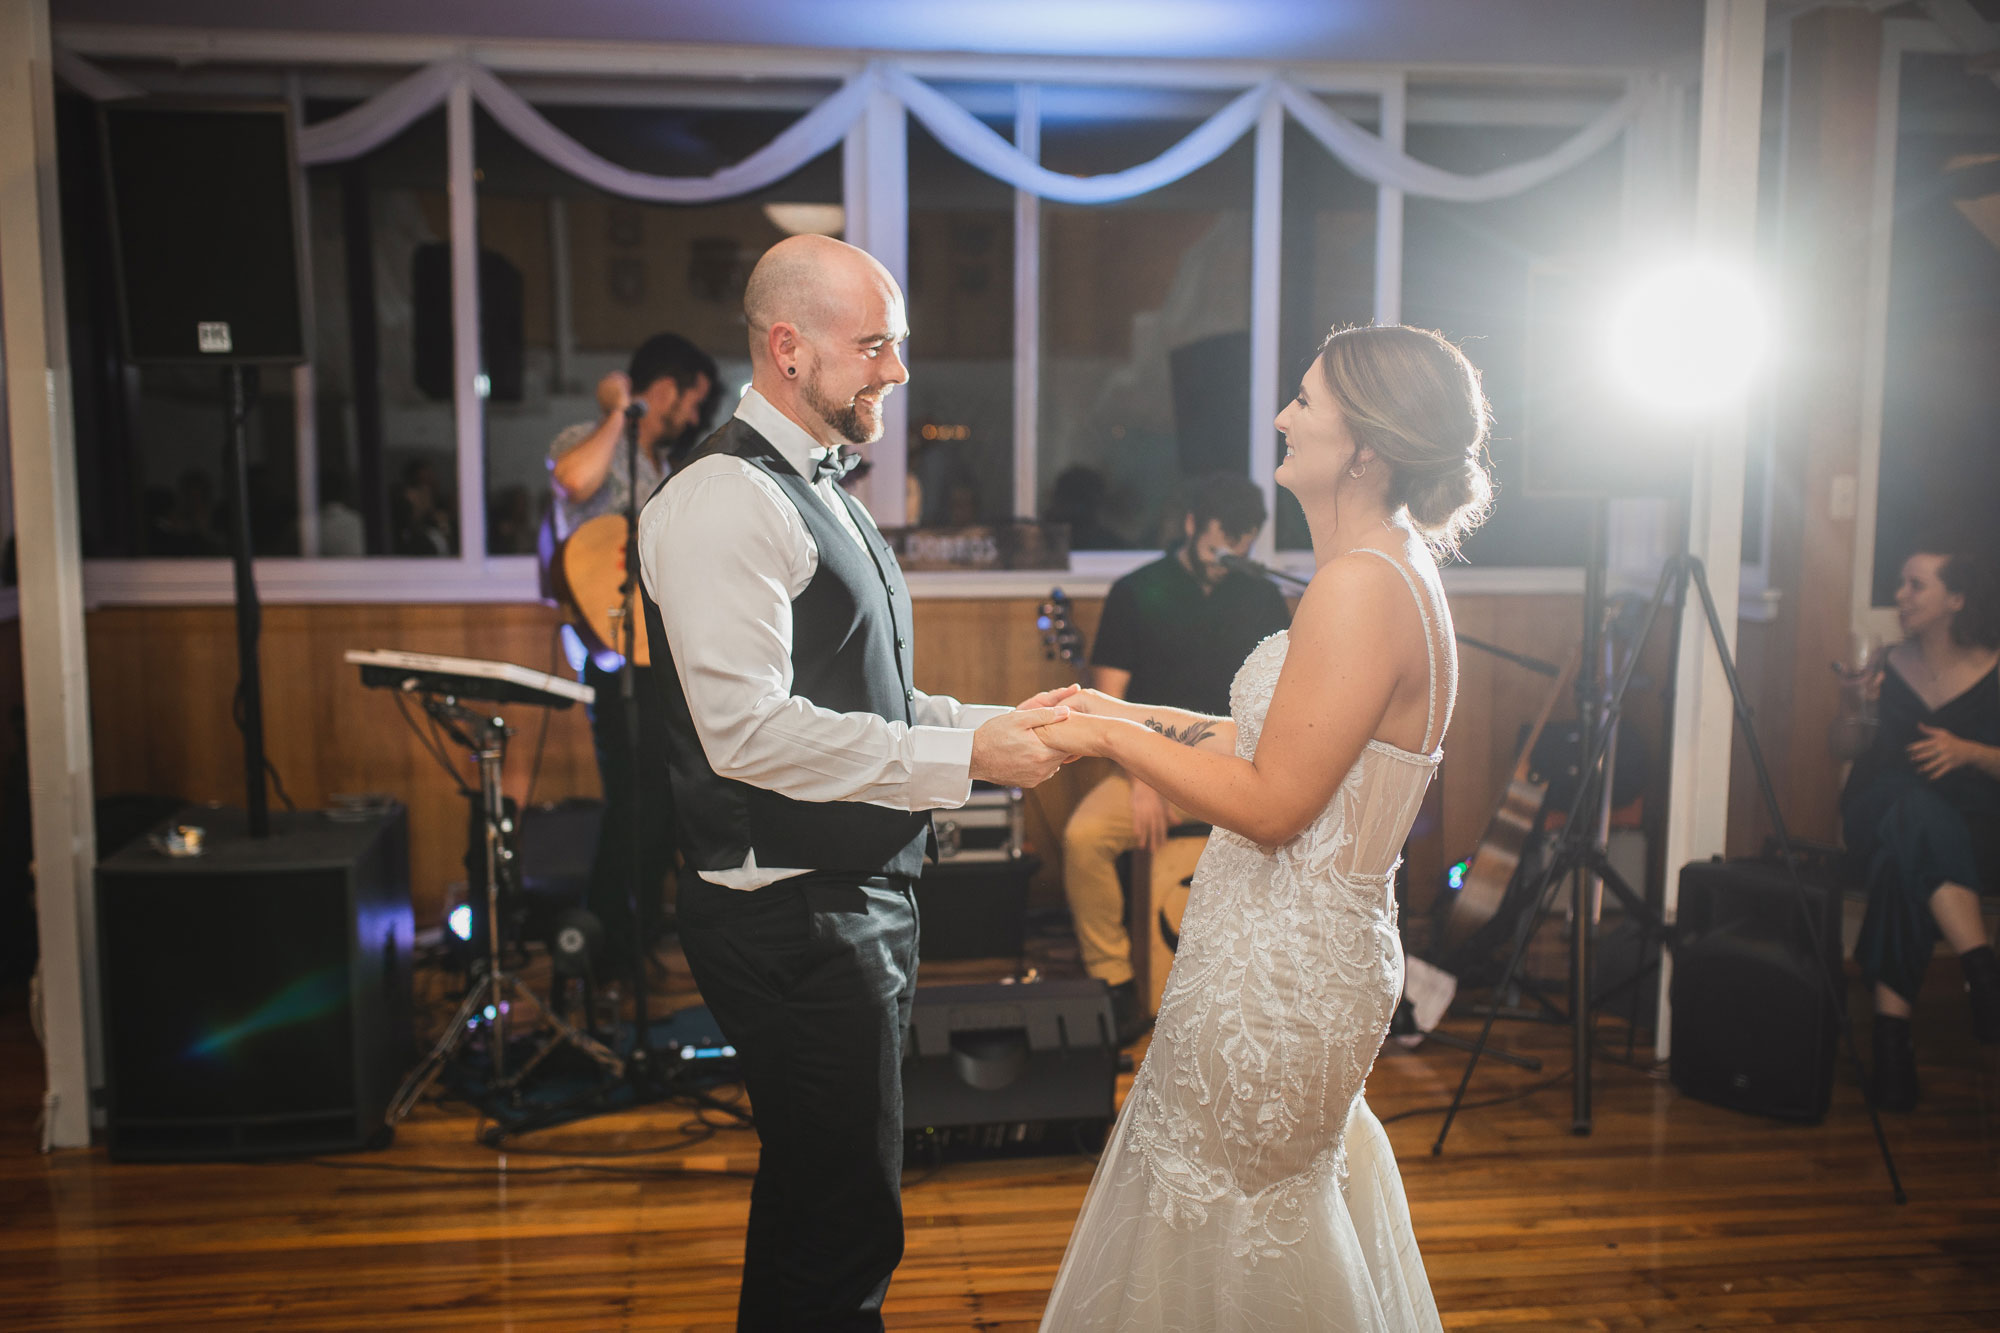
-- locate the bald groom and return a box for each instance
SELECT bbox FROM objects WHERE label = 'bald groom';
[637,236,1075,1331]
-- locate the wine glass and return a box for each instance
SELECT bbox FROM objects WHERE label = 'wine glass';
[1833,629,1885,727]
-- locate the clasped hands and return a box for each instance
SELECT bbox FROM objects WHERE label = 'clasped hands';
[967,684,1129,787]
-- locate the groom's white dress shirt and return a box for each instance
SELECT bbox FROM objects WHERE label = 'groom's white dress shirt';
[637,388,1009,890]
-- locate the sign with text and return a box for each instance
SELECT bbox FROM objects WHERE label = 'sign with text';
[885,522,1070,572]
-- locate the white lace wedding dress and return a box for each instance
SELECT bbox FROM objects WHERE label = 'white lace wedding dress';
[1042,549,1450,1332]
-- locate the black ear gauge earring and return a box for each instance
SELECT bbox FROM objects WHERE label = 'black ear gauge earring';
[786,365,798,378]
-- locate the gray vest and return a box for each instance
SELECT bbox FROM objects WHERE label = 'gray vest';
[641,418,931,879]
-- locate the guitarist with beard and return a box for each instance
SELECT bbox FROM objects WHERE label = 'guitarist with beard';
[547,332,719,986]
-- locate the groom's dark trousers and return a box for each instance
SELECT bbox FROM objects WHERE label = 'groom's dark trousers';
[676,869,921,1332]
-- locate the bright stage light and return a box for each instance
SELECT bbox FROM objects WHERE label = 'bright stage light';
[448,903,473,942]
[1604,259,1768,417]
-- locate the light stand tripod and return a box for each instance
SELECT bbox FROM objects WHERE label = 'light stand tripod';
[1429,502,1662,1150]
[386,695,624,1125]
[1428,548,1906,1203]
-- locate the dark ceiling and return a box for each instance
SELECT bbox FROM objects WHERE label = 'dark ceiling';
[52,0,1710,69]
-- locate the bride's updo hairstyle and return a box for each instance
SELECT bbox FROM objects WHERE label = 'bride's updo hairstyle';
[1317,324,1495,559]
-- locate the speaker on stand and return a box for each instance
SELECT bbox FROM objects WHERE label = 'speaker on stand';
[99,100,310,837]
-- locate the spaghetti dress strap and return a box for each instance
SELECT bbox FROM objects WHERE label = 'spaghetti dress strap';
[1352,547,1445,753]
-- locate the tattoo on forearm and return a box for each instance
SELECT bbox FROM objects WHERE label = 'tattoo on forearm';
[1144,717,1217,748]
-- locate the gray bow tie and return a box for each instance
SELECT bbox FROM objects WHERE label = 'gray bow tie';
[812,449,862,484]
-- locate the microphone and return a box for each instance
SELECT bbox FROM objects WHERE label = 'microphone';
[1219,551,1308,590]
[623,401,647,422]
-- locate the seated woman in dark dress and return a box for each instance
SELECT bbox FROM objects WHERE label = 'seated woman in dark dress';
[1836,548,2000,1110]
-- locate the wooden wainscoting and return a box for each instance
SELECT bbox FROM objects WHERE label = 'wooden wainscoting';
[86,604,602,925]
[82,590,1587,927]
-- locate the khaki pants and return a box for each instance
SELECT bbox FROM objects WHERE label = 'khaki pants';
[1061,772,1186,988]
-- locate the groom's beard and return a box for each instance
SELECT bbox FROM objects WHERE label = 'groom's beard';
[803,366,887,446]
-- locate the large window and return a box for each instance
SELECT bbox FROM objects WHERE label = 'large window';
[474,95,842,554]
[1275,105,1382,551]
[1037,90,1254,551]
[1400,82,1628,568]
[56,48,1664,599]
[304,105,457,556]
[1872,52,2000,603]
[906,87,1018,528]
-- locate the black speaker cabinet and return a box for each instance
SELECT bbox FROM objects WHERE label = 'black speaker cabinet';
[1669,857,1845,1122]
[97,807,413,1159]
[912,855,1038,961]
[99,102,307,364]
[903,980,1116,1131]
[413,243,524,403]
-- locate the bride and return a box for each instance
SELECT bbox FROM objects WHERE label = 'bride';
[1032,324,1494,1331]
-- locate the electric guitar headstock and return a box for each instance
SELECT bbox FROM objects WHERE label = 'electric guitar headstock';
[1037,588,1086,671]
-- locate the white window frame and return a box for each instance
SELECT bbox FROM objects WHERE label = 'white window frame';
[57,27,1624,604]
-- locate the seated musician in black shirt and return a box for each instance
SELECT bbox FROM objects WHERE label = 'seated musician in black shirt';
[1061,475,1292,1044]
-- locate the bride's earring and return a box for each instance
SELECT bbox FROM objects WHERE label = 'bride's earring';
[1348,462,1367,479]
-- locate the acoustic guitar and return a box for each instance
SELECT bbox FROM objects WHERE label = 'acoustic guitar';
[551,513,649,667]
[1435,641,1581,960]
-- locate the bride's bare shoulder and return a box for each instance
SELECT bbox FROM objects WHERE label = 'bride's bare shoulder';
[1290,550,1417,638]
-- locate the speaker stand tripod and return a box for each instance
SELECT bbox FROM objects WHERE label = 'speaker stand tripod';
[386,697,624,1125]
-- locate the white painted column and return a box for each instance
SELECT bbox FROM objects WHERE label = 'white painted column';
[853,81,909,528]
[1248,96,1284,563]
[448,74,486,562]
[1657,0,1768,1057]
[0,0,101,1149]
[1373,75,1408,327]
[1012,84,1041,520]
[286,74,320,557]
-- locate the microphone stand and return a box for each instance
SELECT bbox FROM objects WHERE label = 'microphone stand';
[617,400,660,1087]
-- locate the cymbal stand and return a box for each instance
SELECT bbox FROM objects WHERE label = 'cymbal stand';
[386,695,623,1125]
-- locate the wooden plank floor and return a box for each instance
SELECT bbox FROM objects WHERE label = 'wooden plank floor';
[3,952,1997,1331]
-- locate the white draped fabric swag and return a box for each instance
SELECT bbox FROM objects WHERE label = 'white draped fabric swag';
[62,52,1644,207]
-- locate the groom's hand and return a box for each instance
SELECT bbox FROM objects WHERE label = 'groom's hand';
[971,707,1073,787]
